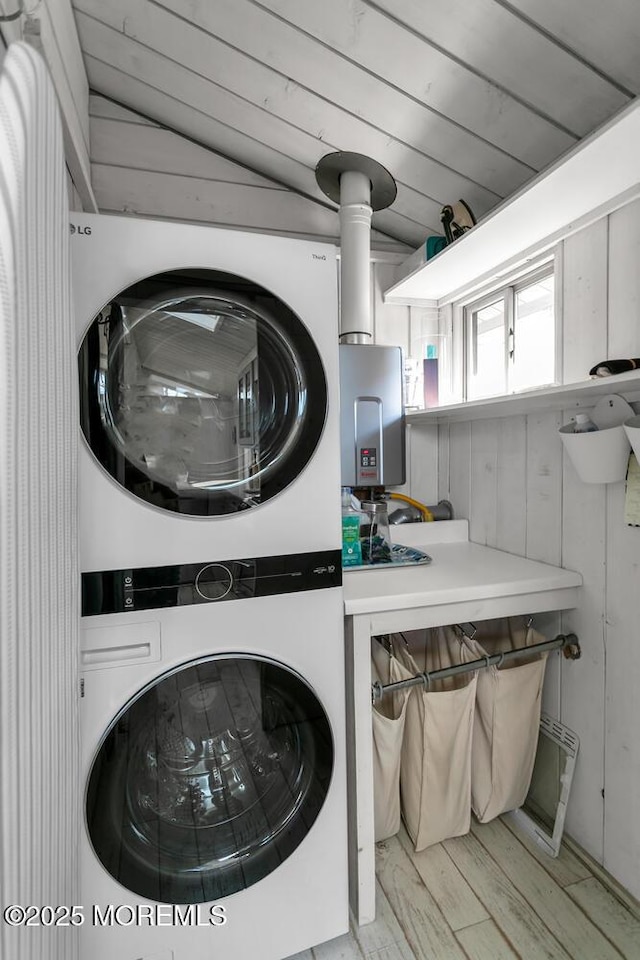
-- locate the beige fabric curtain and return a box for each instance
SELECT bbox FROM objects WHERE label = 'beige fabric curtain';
[394,627,478,852]
[371,639,413,842]
[468,617,547,823]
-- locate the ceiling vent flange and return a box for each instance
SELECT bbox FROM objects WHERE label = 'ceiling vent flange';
[315,152,397,343]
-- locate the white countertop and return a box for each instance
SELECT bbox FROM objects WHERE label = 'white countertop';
[343,519,583,930]
[343,521,582,626]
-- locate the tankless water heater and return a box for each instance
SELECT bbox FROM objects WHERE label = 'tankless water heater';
[340,343,406,488]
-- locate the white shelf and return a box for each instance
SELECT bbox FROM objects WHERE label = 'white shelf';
[406,370,640,424]
[384,99,640,305]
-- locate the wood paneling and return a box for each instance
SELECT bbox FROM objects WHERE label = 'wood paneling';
[375,837,468,959]
[91,164,342,236]
[405,424,439,506]
[68,0,640,248]
[78,0,449,232]
[603,480,640,895]
[469,818,622,960]
[495,416,527,554]
[524,409,563,717]
[313,935,364,960]
[469,419,499,546]
[437,422,450,504]
[447,421,471,521]
[501,816,592,888]
[90,115,281,186]
[88,96,405,246]
[291,816,640,959]
[365,0,629,135]
[559,413,606,862]
[153,0,536,192]
[504,0,640,95]
[454,919,519,960]
[397,826,488,931]
[0,0,96,209]
[443,831,573,959]
[372,262,411,349]
[525,412,563,566]
[418,207,640,900]
[352,881,414,958]
[253,0,579,167]
[561,220,608,382]
[76,12,421,244]
[74,0,486,244]
[566,876,640,956]
[608,198,640,359]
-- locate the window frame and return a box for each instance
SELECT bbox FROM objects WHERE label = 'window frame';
[461,257,559,402]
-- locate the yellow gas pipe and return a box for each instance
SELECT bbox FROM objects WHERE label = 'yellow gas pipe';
[387,492,434,522]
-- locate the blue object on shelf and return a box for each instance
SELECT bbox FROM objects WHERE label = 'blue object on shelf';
[348,543,432,570]
[426,236,447,260]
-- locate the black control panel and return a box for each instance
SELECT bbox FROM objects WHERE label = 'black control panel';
[82,549,342,617]
[360,446,377,469]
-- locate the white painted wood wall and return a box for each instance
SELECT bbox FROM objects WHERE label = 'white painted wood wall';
[87,94,409,251]
[386,201,640,901]
[86,89,640,897]
[0,0,96,210]
[29,43,640,903]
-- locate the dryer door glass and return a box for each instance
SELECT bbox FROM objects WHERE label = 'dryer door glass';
[78,270,328,516]
[85,655,334,903]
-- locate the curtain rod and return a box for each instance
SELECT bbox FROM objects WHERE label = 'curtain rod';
[371,632,581,703]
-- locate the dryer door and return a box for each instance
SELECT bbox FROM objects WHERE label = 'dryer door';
[85,655,334,904]
[78,269,328,516]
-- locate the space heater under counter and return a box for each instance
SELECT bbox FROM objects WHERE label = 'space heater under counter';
[340,343,406,488]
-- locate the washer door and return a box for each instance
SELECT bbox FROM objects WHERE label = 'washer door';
[86,655,334,904]
[78,270,328,515]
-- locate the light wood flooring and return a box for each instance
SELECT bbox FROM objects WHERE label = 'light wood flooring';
[289,816,640,960]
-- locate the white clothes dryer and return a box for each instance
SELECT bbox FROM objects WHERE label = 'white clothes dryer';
[79,552,347,960]
[71,213,341,573]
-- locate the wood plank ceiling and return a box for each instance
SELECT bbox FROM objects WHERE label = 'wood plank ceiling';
[71,0,640,250]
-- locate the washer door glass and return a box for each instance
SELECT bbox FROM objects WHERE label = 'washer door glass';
[78,270,328,515]
[86,655,334,904]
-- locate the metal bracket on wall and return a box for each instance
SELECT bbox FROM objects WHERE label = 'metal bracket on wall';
[560,633,581,660]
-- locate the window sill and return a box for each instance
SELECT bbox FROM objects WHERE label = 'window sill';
[406,370,640,424]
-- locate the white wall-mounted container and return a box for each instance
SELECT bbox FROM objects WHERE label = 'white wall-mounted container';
[559,395,633,484]
[623,415,640,463]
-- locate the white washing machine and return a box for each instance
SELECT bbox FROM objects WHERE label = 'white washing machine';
[80,555,347,960]
[71,213,341,572]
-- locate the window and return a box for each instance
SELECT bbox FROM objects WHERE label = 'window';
[464,263,556,401]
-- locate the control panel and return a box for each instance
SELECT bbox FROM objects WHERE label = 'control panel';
[82,549,342,616]
[360,447,377,469]
[195,564,234,601]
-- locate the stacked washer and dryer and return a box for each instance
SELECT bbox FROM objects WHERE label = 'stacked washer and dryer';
[72,214,348,960]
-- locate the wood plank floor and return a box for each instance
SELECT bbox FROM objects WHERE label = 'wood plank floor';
[289,816,640,960]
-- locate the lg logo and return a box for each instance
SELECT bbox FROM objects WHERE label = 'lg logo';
[70,223,91,236]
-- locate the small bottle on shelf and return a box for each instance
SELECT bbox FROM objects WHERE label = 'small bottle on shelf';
[341,487,363,567]
[573,413,598,433]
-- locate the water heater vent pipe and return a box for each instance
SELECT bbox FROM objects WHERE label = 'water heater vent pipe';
[315,152,397,344]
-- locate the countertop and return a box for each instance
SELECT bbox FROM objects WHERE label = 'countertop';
[343,519,583,930]
[343,520,582,626]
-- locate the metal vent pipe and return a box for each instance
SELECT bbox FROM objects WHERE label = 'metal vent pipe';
[315,152,397,343]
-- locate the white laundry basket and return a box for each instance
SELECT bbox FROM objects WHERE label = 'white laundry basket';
[393,627,478,851]
[468,617,548,823]
[371,639,413,842]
